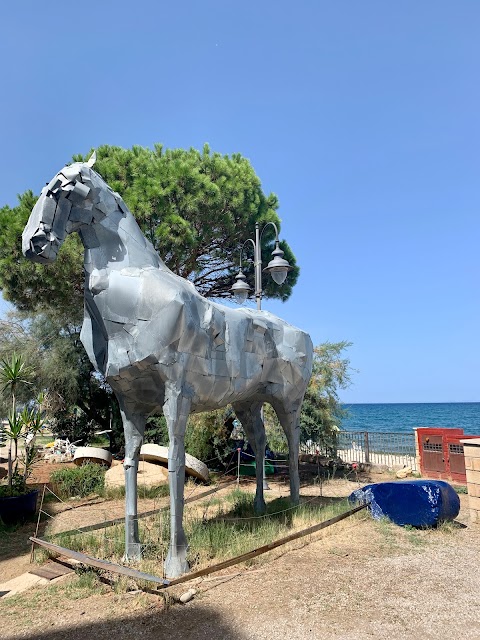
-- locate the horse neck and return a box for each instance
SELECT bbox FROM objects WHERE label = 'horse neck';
[80,206,166,273]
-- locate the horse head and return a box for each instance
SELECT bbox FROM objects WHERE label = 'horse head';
[22,152,107,263]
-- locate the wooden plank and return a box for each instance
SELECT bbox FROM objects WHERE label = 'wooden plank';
[50,480,237,539]
[29,537,170,586]
[28,561,74,580]
[28,566,61,580]
[28,566,71,580]
[51,514,135,539]
[46,561,74,576]
[166,504,367,587]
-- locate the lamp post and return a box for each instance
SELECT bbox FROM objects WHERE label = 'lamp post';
[231,221,293,489]
[231,222,293,309]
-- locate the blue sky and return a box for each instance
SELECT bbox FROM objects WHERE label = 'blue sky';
[0,1,479,403]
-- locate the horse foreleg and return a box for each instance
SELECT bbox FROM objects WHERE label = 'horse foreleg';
[163,384,191,578]
[275,404,301,505]
[119,403,145,562]
[233,401,266,514]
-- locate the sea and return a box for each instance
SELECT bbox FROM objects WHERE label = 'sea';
[341,402,480,435]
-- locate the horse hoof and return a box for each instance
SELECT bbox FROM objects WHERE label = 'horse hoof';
[123,542,142,563]
[254,498,267,515]
[164,556,190,579]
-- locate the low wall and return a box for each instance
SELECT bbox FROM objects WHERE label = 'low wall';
[461,437,480,524]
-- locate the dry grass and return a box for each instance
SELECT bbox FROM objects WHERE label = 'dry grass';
[44,485,354,584]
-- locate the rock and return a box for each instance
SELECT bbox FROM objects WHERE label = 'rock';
[179,588,197,603]
[104,459,168,489]
[396,466,413,479]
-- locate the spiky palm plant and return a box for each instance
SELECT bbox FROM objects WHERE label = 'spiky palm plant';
[0,353,31,489]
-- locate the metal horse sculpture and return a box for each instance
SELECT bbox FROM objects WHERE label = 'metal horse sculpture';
[22,154,313,578]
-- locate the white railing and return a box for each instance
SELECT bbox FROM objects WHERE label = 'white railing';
[301,431,417,471]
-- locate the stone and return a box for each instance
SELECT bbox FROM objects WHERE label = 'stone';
[105,459,168,489]
[395,466,413,479]
[179,588,197,603]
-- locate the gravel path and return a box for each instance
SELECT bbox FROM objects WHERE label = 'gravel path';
[2,481,479,640]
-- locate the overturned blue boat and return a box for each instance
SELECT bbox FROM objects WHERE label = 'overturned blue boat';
[349,480,460,527]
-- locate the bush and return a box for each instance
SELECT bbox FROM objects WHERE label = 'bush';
[50,463,106,499]
[143,411,233,467]
[185,410,232,464]
[263,404,288,453]
[144,415,169,445]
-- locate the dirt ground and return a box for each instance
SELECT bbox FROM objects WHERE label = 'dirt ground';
[1,465,480,640]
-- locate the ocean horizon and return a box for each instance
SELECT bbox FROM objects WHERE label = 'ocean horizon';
[340,402,480,435]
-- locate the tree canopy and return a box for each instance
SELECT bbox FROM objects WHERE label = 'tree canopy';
[0,144,298,320]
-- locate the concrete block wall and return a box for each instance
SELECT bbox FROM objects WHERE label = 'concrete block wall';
[461,438,480,524]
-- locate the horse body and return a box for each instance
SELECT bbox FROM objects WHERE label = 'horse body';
[22,157,313,578]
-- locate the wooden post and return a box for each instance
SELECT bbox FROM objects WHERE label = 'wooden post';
[364,432,370,464]
[30,484,46,563]
[237,448,241,485]
[7,448,12,489]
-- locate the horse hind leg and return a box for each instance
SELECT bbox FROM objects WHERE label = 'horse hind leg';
[232,400,266,514]
[273,401,302,505]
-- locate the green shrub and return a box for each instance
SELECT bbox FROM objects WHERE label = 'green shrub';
[144,415,169,445]
[50,463,106,499]
[184,410,232,464]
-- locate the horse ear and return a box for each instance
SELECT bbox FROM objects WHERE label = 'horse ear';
[86,150,97,168]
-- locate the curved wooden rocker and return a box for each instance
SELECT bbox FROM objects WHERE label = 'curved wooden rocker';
[73,446,112,468]
[140,443,209,482]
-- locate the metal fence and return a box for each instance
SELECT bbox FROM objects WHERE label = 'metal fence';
[301,430,417,471]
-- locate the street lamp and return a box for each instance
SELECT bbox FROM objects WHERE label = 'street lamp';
[230,221,294,489]
[231,222,293,309]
